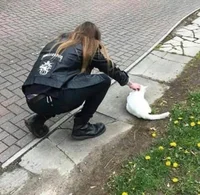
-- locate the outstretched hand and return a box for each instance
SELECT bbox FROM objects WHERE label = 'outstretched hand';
[128,81,141,91]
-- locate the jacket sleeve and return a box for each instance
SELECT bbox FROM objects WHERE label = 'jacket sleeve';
[91,51,129,86]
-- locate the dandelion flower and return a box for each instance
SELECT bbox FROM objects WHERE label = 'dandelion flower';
[173,162,179,168]
[190,122,196,127]
[172,177,179,183]
[158,146,164,150]
[145,155,151,160]
[122,192,128,195]
[174,120,179,124]
[152,132,157,137]
[166,161,171,166]
[197,143,200,148]
[197,121,200,125]
[170,142,177,147]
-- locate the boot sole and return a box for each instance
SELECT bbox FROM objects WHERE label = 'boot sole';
[71,126,106,140]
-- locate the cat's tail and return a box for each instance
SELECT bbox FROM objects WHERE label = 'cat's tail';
[144,112,170,120]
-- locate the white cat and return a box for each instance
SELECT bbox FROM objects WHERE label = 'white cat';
[126,85,170,120]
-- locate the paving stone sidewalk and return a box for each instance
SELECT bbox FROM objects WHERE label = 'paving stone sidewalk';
[1,10,200,195]
[1,0,200,165]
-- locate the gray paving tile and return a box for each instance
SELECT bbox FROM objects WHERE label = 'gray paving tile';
[19,139,74,175]
[130,53,188,82]
[0,168,29,195]
[57,121,132,164]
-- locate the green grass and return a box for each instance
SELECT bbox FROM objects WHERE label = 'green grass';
[107,91,200,195]
[154,43,162,50]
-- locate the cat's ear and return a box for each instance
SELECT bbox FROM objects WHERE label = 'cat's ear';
[142,85,148,92]
[141,85,148,89]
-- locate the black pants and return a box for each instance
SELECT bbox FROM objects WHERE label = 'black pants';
[27,74,111,121]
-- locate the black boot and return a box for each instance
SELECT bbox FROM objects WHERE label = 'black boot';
[25,114,49,138]
[71,116,106,140]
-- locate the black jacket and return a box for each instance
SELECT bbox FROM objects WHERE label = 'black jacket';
[22,39,129,93]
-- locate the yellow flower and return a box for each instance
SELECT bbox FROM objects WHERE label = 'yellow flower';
[197,121,200,125]
[145,155,151,160]
[166,161,171,166]
[170,142,177,147]
[174,120,179,124]
[190,122,196,127]
[151,132,157,137]
[178,117,183,120]
[190,116,194,119]
[197,143,200,148]
[172,177,179,183]
[173,162,179,168]
[158,146,164,150]
[122,192,128,195]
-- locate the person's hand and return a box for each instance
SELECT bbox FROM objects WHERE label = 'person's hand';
[128,82,141,91]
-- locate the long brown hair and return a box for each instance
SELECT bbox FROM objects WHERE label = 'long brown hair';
[56,21,110,72]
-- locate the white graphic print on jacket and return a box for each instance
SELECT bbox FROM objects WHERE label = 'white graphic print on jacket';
[39,61,53,75]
